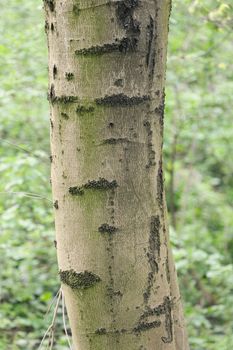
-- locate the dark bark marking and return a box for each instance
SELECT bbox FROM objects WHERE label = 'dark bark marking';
[53,65,57,79]
[95,327,127,336]
[69,186,84,196]
[48,85,79,104]
[69,178,118,196]
[155,90,166,136]
[75,37,138,56]
[95,328,107,335]
[53,200,59,209]
[84,178,118,190]
[61,112,69,120]
[148,215,161,270]
[49,155,53,163]
[73,4,80,15]
[161,297,173,343]
[95,93,150,107]
[144,216,161,304]
[165,256,170,284]
[98,224,118,234]
[44,0,55,12]
[50,118,54,129]
[102,137,129,145]
[76,105,95,115]
[146,15,157,80]
[115,0,141,57]
[143,120,156,168]
[139,297,173,343]
[114,79,124,87]
[133,320,161,333]
[59,269,101,289]
[44,20,49,33]
[65,72,74,81]
[116,0,140,35]
[157,158,164,208]
[53,240,57,249]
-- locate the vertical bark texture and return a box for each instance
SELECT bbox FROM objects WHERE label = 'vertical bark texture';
[44,1,189,349]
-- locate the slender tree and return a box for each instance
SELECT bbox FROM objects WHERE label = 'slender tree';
[44,0,189,349]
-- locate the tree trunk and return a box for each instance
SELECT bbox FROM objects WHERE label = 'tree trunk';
[44,0,189,349]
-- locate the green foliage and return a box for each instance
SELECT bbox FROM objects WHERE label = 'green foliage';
[0,0,232,349]
[165,1,233,348]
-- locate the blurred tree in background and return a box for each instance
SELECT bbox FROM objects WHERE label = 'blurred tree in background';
[0,0,232,349]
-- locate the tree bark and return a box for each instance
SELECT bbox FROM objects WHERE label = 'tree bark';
[44,0,189,349]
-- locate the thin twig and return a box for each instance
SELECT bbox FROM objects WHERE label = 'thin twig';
[61,289,73,350]
[0,191,52,203]
[46,289,61,316]
[38,289,62,350]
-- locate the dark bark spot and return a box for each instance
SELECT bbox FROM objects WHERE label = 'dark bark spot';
[114,79,124,87]
[133,320,161,333]
[53,200,59,209]
[76,105,95,115]
[144,216,161,304]
[44,20,49,33]
[73,4,80,15]
[47,86,78,104]
[155,90,166,135]
[157,159,164,208]
[95,93,150,107]
[98,224,118,234]
[53,65,57,79]
[44,0,55,12]
[143,120,156,168]
[61,112,69,120]
[95,328,107,335]
[116,0,140,35]
[69,178,118,196]
[65,72,74,81]
[139,296,173,343]
[75,37,138,56]
[102,137,129,145]
[146,16,157,79]
[59,269,101,289]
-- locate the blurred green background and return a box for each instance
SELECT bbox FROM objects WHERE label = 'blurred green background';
[0,0,232,349]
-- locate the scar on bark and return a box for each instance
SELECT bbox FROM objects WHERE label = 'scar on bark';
[95,327,127,336]
[69,178,118,196]
[116,1,141,36]
[65,72,74,81]
[143,120,156,168]
[53,200,59,209]
[75,37,138,56]
[95,94,150,107]
[48,84,78,104]
[157,158,164,208]
[59,269,101,290]
[76,105,95,115]
[139,296,173,343]
[155,90,166,136]
[61,112,69,120]
[143,216,161,304]
[102,137,130,145]
[44,0,55,12]
[98,224,118,234]
[133,320,161,333]
[53,65,57,79]
[148,215,161,272]
[146,15,157,79]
